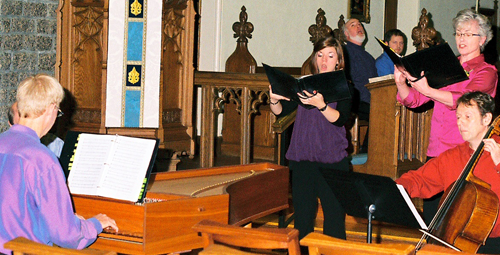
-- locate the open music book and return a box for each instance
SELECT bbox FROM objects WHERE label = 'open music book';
[65,132,159,203]
[375,37,468,89]
[263,63,351,109]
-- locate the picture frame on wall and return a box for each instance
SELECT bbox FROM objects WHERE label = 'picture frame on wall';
[348,0,371,23]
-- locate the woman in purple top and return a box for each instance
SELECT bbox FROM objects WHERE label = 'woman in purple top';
[394,9,498,225]
[269,36,352,241]
[0,74,119,254]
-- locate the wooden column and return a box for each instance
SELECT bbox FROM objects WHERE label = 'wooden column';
[384,0,398,33]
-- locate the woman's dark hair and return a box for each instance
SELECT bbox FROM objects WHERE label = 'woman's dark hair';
[309,36,344,74]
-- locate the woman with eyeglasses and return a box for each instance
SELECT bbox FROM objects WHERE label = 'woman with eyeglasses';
[394,9,498,228]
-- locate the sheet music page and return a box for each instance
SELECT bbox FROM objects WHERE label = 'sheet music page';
[396,184,428,230]
[97,136,156,202]
[68,134,115,195]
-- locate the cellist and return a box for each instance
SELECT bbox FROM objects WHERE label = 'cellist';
[396,91,500,254]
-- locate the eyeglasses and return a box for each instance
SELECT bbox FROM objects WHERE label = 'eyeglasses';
[454,32,481,38]
[57,108,64,118]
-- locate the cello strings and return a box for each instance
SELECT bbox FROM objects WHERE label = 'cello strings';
[416,124,493,251]
[429,139,486,229]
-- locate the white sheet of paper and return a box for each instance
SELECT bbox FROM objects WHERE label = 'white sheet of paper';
[396,184,428,230]
[68,134,115,196]
[68,134,156,202]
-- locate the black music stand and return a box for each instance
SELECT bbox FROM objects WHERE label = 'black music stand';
[325,169,425,243]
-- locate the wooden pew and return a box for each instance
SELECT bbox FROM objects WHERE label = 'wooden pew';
[300,232,415,255]
[193,219,300,255]
[300,232,488,255]
[4,237,116,255]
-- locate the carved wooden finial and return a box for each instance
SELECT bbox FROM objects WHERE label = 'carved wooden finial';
[338,14,345,30]
[308,8,333,44]
[411,8,438,51]
[226,6,257,73]
[232,6,254,43]
[334,14,346,43]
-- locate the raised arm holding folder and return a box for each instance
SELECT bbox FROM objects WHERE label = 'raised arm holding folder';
[375,37,468,89]
[263,63,351,109]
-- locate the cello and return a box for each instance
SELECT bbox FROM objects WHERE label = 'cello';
[414,116,500,253]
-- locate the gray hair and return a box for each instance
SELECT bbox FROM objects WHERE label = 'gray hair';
[452,9,492,51]
[342,18,357,34]
[17,74,64,119]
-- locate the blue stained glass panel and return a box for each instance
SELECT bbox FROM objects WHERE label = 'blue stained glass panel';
[124,90,141,127]
[127,22,144,61]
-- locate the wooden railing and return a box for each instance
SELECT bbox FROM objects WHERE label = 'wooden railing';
[195,71,273,168]
[195,72,432,175]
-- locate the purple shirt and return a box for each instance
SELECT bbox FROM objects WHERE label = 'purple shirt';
[286,102,348,164]
[0,125,102,254]
[397,54,497,157]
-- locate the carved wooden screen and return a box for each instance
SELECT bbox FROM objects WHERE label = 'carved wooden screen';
[56,0,197,155]
[221,6,277,161]
[56,0,106,134]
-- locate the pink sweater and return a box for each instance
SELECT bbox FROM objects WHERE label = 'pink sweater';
[397,54,497,157]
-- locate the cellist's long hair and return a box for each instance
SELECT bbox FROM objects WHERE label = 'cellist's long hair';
[309,36,345,74]
[457,91,495,118]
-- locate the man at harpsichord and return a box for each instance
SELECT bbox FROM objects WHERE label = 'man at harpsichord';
[396,91,500,254]
[0,74,118,254]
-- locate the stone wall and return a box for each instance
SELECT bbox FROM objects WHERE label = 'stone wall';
[0,0,58,132]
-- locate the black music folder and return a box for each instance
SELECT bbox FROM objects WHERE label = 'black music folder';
[263,63,351,109]
[60,131,159,203]
[375,37,468,89]
[325,169,425,230]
